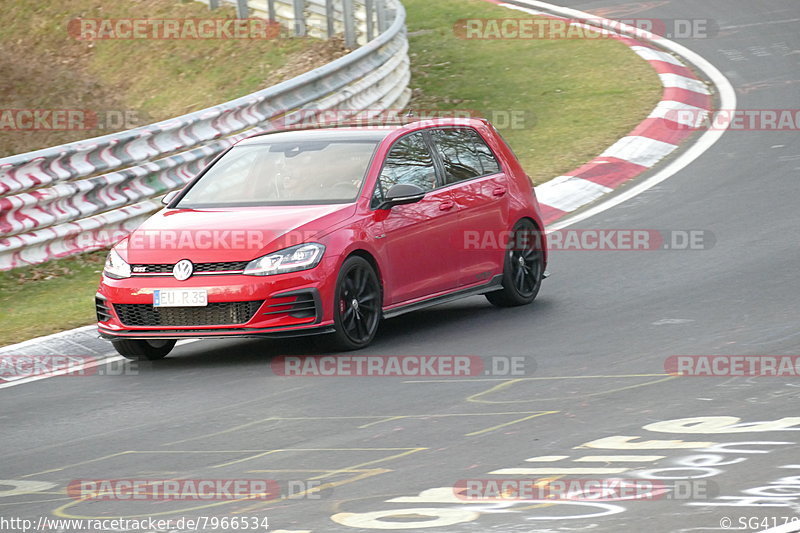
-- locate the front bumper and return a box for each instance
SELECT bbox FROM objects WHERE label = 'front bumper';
[96,259,338,340]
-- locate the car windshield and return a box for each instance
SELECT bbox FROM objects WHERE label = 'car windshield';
[176,140,379,207]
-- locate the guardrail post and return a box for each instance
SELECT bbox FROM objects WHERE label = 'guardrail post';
[293,0,307,37]
[235,0,248,18]
[325,0,335,38]
[375,0,387,33]
[343,0,356,48]
[267,0,276,21]
[365,0,375,42]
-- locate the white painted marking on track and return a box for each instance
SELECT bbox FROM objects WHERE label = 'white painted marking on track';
[758,520,800,533]
[536,176,612,212]
[652,318,695,325]
[601,136,678,168]
[631,45,685,67]
[0,480,57,496]
[649,101,709,127]
[574,455,665,462]
[0,325,97,354]
[0,355,125,390]
[498,3,548,16]
[720,17,800,31]
[659,73,712,94]
[0,336,199,389]
[489,467,631,475]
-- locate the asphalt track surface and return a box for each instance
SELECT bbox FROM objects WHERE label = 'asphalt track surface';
[2,1,800,532]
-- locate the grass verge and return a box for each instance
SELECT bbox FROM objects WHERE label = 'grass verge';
[0,251,107,347]
[0,0,346,157]
[0,0,663,347]
[404,0,662,184]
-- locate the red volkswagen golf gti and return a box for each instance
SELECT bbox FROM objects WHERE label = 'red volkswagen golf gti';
[96,118,548,359]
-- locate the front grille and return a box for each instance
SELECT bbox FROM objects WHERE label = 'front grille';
[96,297,112,322]
[195,261,250,273]
[131,261,249,274]
[114,301,263,327]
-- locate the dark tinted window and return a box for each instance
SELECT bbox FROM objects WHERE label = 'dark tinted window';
[472,130,501,175]
[431,128,501,184]
[375,132,437,201]
[431,129,482,184]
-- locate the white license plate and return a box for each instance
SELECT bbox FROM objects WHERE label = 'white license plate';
[153,289,208,307]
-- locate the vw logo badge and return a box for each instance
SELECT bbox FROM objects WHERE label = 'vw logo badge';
[173,259,194,281]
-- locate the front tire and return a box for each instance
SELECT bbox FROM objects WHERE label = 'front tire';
[111,339,176,360]
[486,219,544,307]
[331,256,382,350]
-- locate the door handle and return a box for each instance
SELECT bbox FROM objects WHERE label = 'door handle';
[492,187,507,197]
[439,200,455,211]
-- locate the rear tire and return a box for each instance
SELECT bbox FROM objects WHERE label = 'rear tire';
[331,256,382,351]
[111,339,176,360]
[486,219,544,307]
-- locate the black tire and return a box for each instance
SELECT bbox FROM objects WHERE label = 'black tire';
[331,256,382,350]
[111,339,176,360]
[486,219,545,307]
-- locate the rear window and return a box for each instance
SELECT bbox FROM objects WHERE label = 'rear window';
[431,128,502,184]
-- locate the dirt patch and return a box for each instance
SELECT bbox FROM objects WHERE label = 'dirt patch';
[264,36,350,85]
[0,41,128,156]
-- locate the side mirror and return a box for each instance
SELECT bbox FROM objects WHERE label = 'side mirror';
[161,190,179,206]
[377,183,426,210]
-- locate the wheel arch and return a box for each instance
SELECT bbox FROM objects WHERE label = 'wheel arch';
[343,249,385,305]
[516,215,548,267]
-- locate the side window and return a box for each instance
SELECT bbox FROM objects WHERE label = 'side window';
[430,129,483,184]
[375,132,437,202]
[470,129,502,176]
[431,128,502,184]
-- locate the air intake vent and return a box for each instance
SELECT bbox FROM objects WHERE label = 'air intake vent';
[114,301,263,327]
[95,297,112,322]
[263,292,319,320]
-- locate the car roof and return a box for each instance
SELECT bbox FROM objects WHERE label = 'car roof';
[236,118,491,147]
[237,128,392,146]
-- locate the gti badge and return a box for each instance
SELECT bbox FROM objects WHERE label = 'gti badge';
[173,259,194,281]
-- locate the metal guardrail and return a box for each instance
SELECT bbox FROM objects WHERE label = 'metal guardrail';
[0,0,410,270]
[205,0,390,48]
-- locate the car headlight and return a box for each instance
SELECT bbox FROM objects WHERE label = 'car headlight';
[243,243,325,276]
[104,248,131,279]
